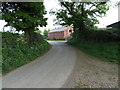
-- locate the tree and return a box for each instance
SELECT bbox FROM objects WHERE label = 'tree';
[1,2,47,43]
[35,29,42,34]
[43,29,50,39]
[51,2,109,39]
[116,1,120,6]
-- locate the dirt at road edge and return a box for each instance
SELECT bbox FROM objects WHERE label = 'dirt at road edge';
[63,47,118,88]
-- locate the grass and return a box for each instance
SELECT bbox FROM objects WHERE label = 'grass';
[75,82,92,88]
[67,39,119,64]
[47,39,65,41]
[2,32,51,74]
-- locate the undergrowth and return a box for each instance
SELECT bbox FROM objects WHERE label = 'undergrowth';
[2,32,51,74]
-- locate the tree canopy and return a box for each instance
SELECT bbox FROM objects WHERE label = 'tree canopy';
[1,2,47,43]
[50,2,109,38]
[43,29,50,39]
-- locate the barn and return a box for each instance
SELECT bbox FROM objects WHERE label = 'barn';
[48,26,73,40]
[107,21,120,29]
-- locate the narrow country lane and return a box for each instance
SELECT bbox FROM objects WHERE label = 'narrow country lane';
[3,41,77,88]
[2,41,118,88]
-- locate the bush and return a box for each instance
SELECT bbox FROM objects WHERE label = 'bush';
[2,32,51,74]
[75,28,120,42]
[68,28,119,64]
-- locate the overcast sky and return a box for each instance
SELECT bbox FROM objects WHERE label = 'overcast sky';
[0,0,119,32]
[43,0,119,30]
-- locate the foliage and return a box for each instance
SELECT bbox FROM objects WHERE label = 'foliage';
[75,28,120,42]
[1,2,47,43]
[0,15,2,19]
[75,82,91,88]
[2,2,47,30]
[68,38,119,64]
[2,32,51,74]
[115,1,120,7]
[48,39,65,41]
[35,28,42,34]
[51,2,109,39]
[0,32,1,74]
[43,29,50,39]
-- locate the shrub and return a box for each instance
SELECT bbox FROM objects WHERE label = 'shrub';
[2,32,51,74]
[74,28,120,42]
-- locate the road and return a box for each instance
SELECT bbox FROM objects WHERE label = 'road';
[2,41,77,88]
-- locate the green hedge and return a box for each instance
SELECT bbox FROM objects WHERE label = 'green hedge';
[68,39,119,64]
[75,28,120,42]
[2,32,51,74]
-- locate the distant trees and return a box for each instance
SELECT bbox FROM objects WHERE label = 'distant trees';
[43,29,50,39]
[51,2,109,39]
[116,1,120,6]
[1,2,47,43]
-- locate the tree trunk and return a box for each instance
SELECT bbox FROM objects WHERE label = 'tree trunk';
[24,28,34,44]
[23,28,44,44]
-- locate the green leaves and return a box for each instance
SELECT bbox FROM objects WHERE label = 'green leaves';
[1,2,48,43]
[2,32,51,74]
[43,29,50,39]
[52,2,109,32]
[2,2,47,31]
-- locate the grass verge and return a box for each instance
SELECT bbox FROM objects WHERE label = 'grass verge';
[47,39,65,41]
[67,39,119,64]
[75,82,92,88]
[2,32,51,75]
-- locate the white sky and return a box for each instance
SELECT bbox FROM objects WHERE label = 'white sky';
[0,0,119,32]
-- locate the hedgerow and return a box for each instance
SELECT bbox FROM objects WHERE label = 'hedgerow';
[2,32,51,74]
[68,28,119,64]
[74,28,120,42]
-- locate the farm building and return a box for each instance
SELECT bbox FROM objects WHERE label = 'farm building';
[48,26,73,40]
[107,21,120,29]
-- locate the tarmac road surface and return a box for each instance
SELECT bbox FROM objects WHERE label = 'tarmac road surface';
[2,41,77,88]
